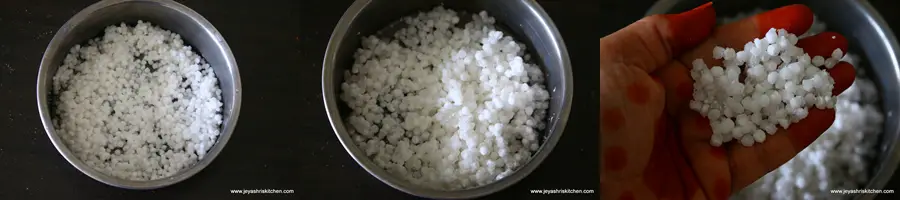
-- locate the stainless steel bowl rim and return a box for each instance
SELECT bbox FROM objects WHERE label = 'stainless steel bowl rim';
[647,1,900,200]
[36,0,242,190]
[322,0,573,199]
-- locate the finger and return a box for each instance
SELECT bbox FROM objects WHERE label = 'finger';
[653,62,694,116]
[785,108,836,151]
[600,2,715,73]
[664,2,717,57]
[600,67,666,181]
[677,110,733,200]
[680,4,815,67]
[727,108,835,189]
[795,32,856,94]
[796,32,848,58]
[828,62,856,95]
[640,114,690,199]
[602,109,702,200]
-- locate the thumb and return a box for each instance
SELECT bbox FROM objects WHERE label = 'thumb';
[601,2,717,72]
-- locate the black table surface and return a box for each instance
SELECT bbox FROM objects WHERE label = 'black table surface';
[0,0,600,199]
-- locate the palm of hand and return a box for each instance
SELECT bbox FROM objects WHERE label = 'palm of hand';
[600,4,856,200]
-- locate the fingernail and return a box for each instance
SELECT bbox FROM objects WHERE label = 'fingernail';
[796,32,848,58]
[755,4,814,36]
[664,2,716,55]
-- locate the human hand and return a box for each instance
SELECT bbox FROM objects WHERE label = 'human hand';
[599,3,856,200]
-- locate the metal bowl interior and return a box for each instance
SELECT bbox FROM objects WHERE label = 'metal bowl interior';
[322,0,572,198]
[36,0,241,190]
[647,0,900,199]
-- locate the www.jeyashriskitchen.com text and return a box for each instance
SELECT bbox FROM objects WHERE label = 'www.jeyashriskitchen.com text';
[530,189,595,194]
[230,189,295,195]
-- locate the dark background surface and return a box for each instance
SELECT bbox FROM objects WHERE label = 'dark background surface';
[0,0,599,199]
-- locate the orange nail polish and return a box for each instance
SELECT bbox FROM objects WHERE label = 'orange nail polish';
[664,2,716,55]
[755,4,814,36]
[796,32,848,58]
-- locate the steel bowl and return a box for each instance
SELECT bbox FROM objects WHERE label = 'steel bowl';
[36,0,241,190]
[647,0,900,200]
[322,0,572,198]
